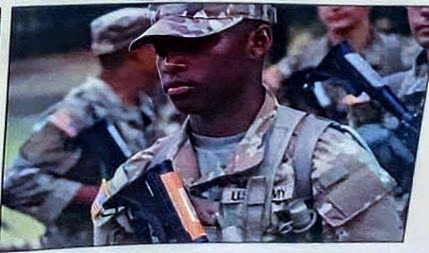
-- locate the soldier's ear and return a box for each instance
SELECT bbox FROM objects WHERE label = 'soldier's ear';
[246,24,272,60]
[129,45,155,63]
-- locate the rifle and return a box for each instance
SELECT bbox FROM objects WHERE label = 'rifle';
[304,41,421,156]
[103,160,208,243]
[72,119,131,180]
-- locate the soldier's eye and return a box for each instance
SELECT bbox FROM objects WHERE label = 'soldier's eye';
[154,44,168,58]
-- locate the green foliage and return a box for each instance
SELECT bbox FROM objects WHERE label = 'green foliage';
[1,116,46,250]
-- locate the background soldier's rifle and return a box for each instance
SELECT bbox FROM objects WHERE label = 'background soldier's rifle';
[72,119,131,180]
[303,41,422,157]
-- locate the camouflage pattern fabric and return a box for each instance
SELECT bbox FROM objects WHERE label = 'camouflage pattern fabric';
[3,77,162,248]
[275,30,420,125]
[357,50,428,215]
[92,92,402,244]
[129,3,276,49]
[90,8,154,56]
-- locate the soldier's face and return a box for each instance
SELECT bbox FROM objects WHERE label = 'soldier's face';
[318,6,369,31]
[153,29,251,114]
[408,7,429,50]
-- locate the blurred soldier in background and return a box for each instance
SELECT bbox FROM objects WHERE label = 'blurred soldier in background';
[2,8,167,248]
[358,6,428,216]
[263,6,418,124]
[92,3,402,244]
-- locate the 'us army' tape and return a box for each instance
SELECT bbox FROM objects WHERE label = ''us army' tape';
[221,185,292,204]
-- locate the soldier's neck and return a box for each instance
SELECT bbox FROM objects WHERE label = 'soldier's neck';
[189,85,265,137]
[328,21,371,53]
[100,71,147,107]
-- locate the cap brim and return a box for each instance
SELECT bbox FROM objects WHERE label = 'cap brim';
[129,16,243,50]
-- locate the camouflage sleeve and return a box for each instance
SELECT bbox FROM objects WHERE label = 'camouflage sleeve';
[3,122,82,224]
[275,53,301,80]
[382,71,407,96]
[92,135,170,245]
[311,126,404,242]
[92,153,153,246]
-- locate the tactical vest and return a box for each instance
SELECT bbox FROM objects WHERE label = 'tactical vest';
[124,105,368,243]
[152,105,347,242]
[192,106,331,242]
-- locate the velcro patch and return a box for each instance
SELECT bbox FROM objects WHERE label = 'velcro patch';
[318,166,349,190]
[317,168,388,227]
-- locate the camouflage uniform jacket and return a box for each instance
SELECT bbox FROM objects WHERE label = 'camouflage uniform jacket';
[277,30,416,79]
[385,49,428,121]
[3,77,161,248]
[276,30,419,125]
[366,49,428,195]
[92,92,403,244]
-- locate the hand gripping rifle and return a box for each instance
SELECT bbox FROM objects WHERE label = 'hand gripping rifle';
[103,160,209,243]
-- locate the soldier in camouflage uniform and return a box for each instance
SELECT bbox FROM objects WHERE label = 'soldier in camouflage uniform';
[263,6,420,124]
[92,3,403,244]
[357,6,428,213]
[2,8,164,248]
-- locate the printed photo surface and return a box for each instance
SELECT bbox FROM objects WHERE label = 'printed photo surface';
[0,1,428,253]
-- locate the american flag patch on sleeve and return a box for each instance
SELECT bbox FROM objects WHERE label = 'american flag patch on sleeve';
[91,179,111,218]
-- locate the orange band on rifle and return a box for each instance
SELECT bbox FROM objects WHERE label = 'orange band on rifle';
[160,172,206,240]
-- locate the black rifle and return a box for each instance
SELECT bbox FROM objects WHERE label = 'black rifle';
[103,160,208,243]
[304,41,421,156]
[72,119,131,180]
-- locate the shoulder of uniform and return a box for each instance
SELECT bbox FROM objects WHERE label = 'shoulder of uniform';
[373,30,401,47]
[311,125,396,227]
[383,71,409,94]
[45,79,113,137]
[46,109,89,137]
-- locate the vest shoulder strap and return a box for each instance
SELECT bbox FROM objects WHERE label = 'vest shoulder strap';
[291,114,333,200]
[243,106,307,241]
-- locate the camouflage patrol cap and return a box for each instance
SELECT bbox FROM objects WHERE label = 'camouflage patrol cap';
[129,3,277,50]
[90,8,154,56]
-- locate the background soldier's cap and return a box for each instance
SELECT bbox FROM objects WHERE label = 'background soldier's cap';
[129,3,277,50]
[91,7,154,56]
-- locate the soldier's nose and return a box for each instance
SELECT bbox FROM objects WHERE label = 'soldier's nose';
[420,7,429,16]
[160,53,189,74]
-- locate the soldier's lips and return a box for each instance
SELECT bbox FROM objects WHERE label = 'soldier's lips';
[416,25,429,34]
[164,79,196,96]
[167,86,193,96]
[326,13,348,22]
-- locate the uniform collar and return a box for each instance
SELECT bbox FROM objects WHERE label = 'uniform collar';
[168,91,278,190]
[413,49,429,77]
[396,49,428,99]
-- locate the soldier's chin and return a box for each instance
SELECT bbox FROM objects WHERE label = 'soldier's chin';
[170,99,202,115]
[416,35,429,50]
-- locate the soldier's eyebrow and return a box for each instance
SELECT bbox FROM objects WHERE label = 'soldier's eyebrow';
[153,33,223,56]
